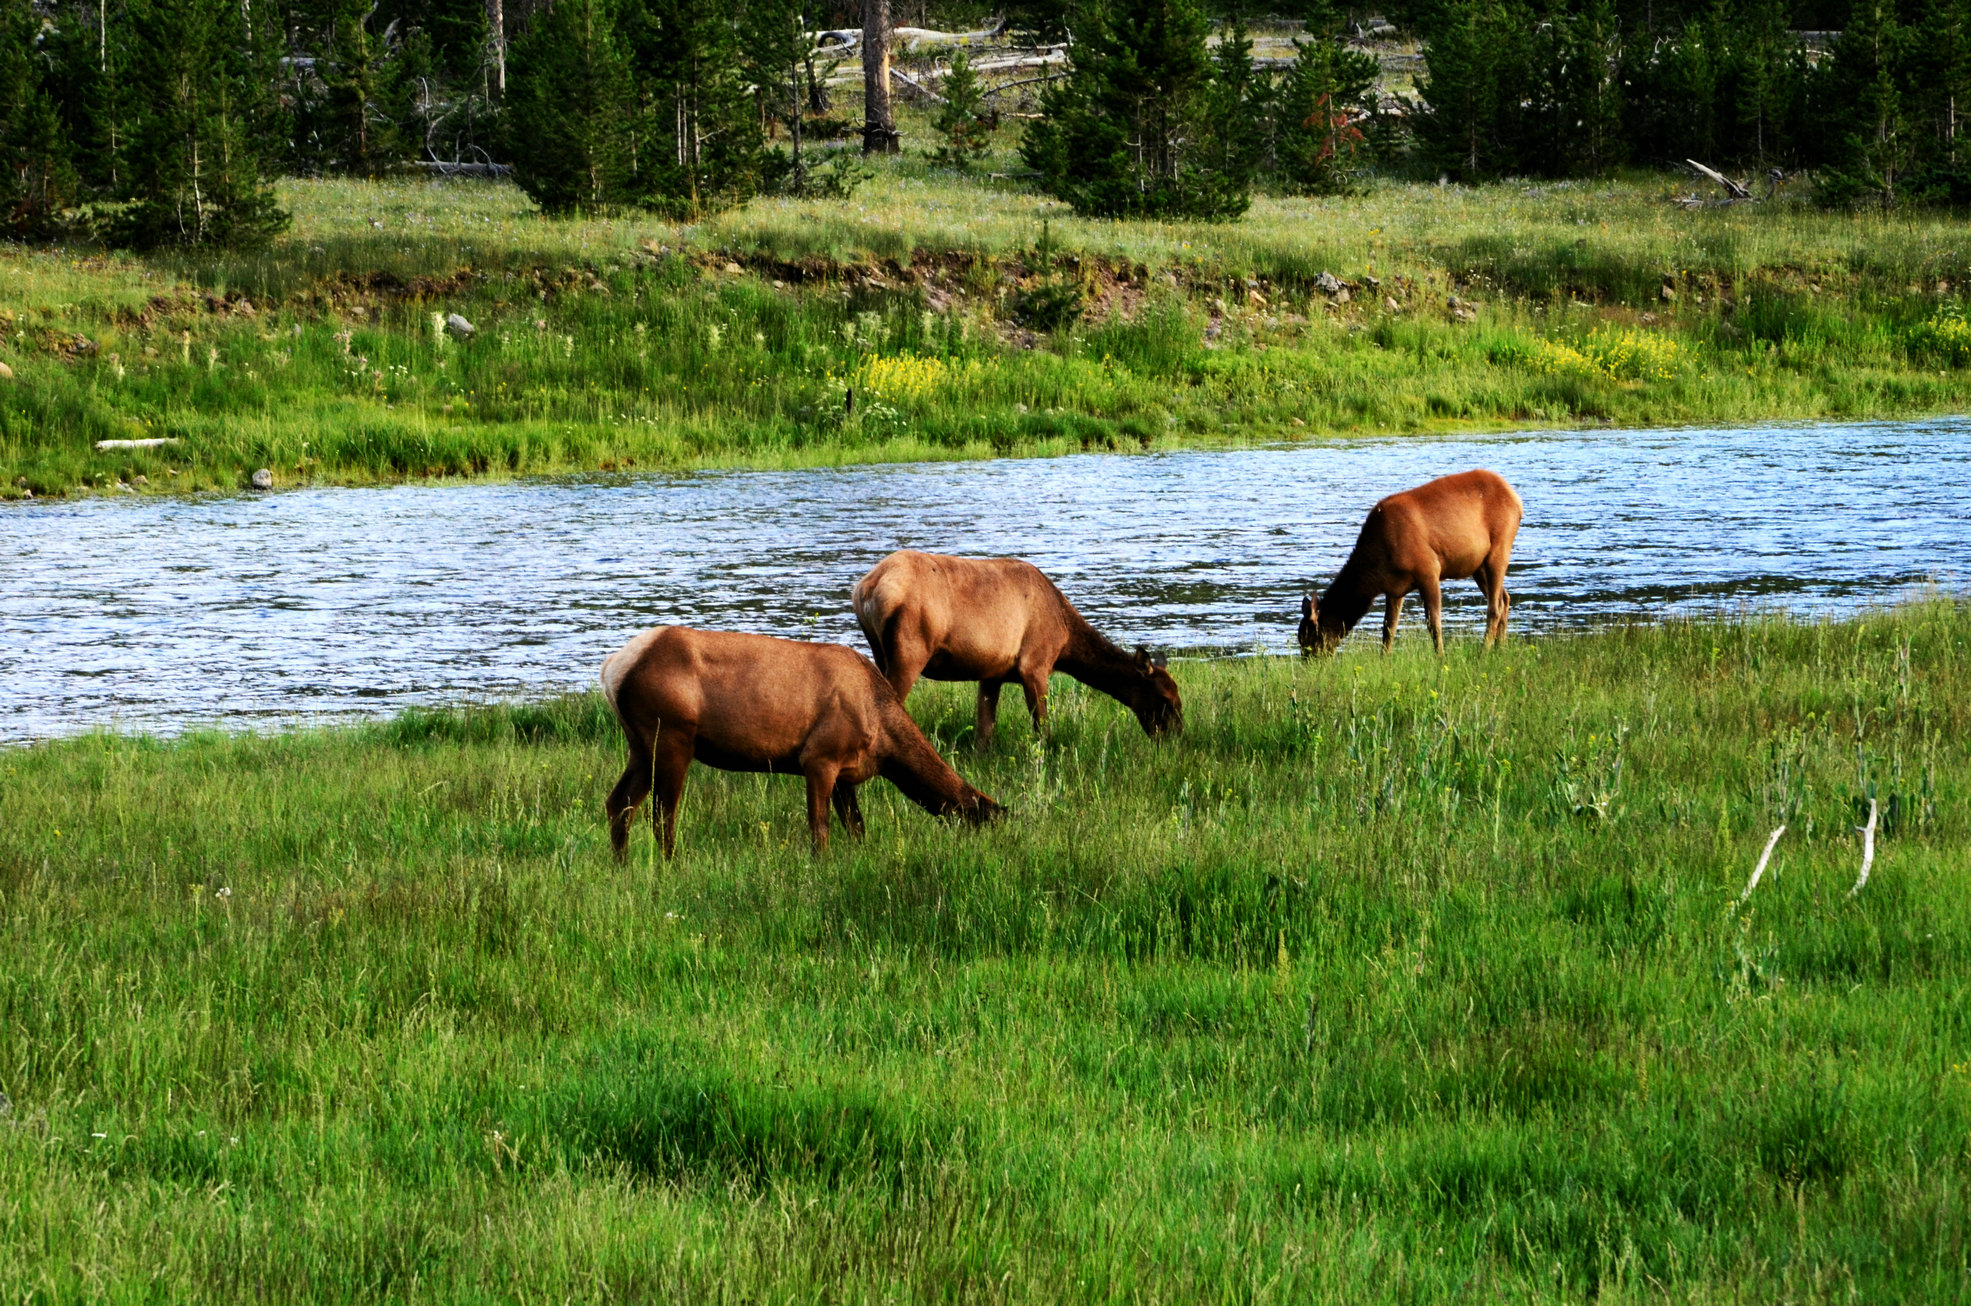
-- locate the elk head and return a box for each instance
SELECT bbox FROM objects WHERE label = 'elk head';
[1297,594,1339,657]
[1130,646,1183,737]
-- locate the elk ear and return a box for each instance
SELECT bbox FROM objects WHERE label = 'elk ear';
[1151,651,1169,670]
[1134,645,1152,670]
[1301,594,1316,621]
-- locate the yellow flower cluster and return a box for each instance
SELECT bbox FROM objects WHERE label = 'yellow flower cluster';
[1532,328,1685,383]
[1909,310,1971,366]
[852,353,952,402]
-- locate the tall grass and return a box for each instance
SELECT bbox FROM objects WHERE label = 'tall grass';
[5,152,1971,497]
[1,607,1966,1300]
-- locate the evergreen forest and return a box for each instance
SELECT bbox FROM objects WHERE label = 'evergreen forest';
[7,0,1971,245]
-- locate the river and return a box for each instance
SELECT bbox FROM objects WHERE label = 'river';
[4,418,1966,740]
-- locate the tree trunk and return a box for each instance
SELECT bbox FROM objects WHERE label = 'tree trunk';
[488,0,505,93]
[862,0,898,154]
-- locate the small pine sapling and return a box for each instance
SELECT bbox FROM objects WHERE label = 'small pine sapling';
[928,52,996,170]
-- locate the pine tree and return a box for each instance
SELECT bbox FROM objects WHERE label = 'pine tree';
[1901,0,1971,200]
[320,1,406,176]
[506,0,634,214]
[0,0,79,240]
[111,0,288,248]
[740,0,812,193]
[927,50,996,169]
[41,0,132,201]
[1411,0,1532,179]
[1531,0,1626,175]
[1200,21,1265,192]
[1021,0,1249,220]
[1817,0,1918,206]
[622,0,763,216]
[1273,27,1379,193]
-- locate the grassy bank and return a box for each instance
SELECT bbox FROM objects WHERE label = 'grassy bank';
[6,155,1971,498]
[1,607,1966,1300]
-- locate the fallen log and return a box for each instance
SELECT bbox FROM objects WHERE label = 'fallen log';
[980,72,1070,99]
[1687,158,1753,200]
[413,160,514,178]
[95,437,179,450]
[889,67,948,104]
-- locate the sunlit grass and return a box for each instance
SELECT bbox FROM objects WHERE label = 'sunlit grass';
[1,605,1966,1300]
[5,147,1971,499]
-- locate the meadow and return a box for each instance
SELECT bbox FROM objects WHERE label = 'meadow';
[1,605,1965,1301]
[8,139,1971,497]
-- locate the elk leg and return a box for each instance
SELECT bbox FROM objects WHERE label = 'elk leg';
[1420,576,1445,657]
[605,745,653,864]
[1482,551,1513,646]
[1382,591,1406,655]
[1020,669,1049,733]
[831,778,866,839]
[650,729,695,860]
[975,680,1003,747]
[803,761,841,854]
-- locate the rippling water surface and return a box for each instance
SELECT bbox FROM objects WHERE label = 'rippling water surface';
[4,418,1967,740]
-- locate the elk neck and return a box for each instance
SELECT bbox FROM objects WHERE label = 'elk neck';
[1318,557,1379,640]
[1057,608,1150,704]
[878,702,984,815]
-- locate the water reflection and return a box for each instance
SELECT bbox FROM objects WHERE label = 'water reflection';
[3,418,1966,740]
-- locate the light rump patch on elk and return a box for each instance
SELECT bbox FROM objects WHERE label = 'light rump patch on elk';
[1297,469,1523,657]
[600,626,1001,858]
[850,550,1182,746]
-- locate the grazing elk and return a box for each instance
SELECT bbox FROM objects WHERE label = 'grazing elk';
[1297,469,1523,657]
[851,550,1182,746]
[601,626,1002,858]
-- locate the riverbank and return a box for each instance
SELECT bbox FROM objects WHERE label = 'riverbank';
[6,167,1971,498]
[2,608,1964,1300]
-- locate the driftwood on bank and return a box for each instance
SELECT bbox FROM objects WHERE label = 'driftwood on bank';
[95,437,179,450]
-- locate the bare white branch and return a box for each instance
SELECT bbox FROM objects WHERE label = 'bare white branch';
[1849,799,1878,897]
[1739,825,1786,904]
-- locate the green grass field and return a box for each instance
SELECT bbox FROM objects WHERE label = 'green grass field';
[7,143,1971,498]
[2,607,1965,1301]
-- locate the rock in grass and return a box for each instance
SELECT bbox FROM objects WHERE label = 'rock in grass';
[0,361,13,379]
[1315,271,1344,296]
[445,313,476,339]
[251,468,274,490]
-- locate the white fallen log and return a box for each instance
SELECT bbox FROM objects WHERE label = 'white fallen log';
[979,72,1070,99]
[971,50,1068,74]
[1849,798,1878,897]
[413,160,513,178]
[95,437,179,450]
[1738,825,1786,904]
[892,22,1007,51]
[1686,159,1753,201]
[912,52,1066,80]
[889,67,948,104]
